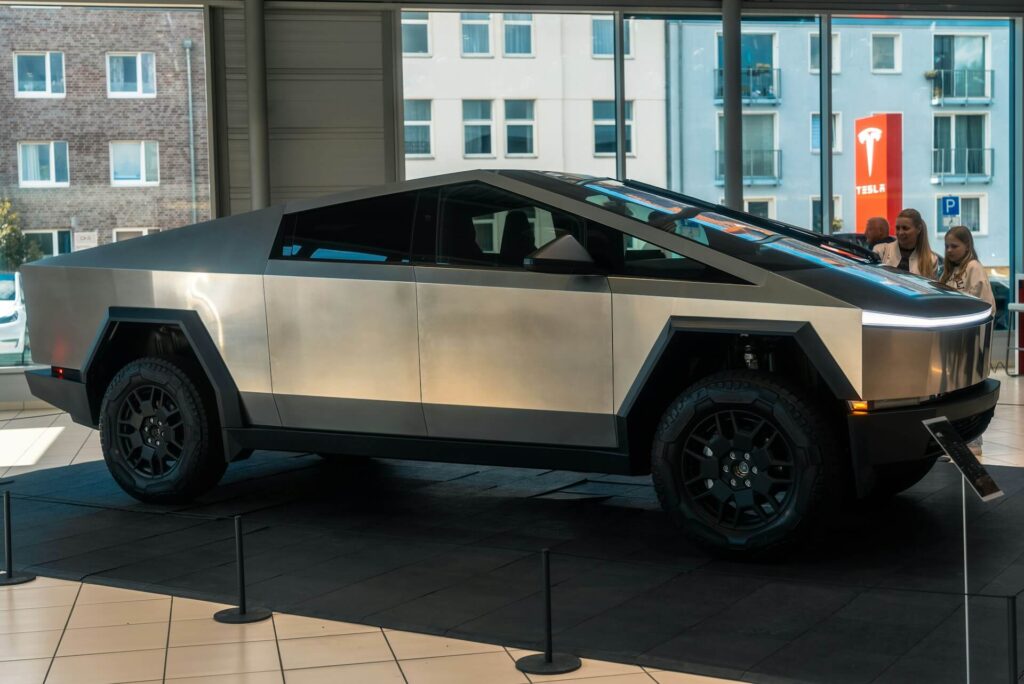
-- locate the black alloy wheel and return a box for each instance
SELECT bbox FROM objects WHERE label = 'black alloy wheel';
[99,357,226,503]
[680,409,795,530]
[651,370,842,555]
[116,385,186,478]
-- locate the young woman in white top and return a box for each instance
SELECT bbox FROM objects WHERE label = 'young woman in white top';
[873,208,939,279]
[941,224,995,457]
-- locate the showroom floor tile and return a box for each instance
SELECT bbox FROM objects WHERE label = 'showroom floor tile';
[0,577,737,684]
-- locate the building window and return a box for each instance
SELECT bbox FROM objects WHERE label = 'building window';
[505,100,535,156]
[113,228,159,241]
[935,195,985,235]
[461,13,492,56]
[716,114,778,182]
[13,52,64,97]
[404,100,432,157]
[18,141,69,188]
[809,33,841,73]
[810,112,841,153]
[714,34,778,102]
[593,100,633,155]
[871,34,901,73]
[110,141,159,186]
[503,13,533,56]
[107,52,156,97]
[592,16,631,57]
[745,198,775,220]
[933,35,989,100]
[933,114,990,178]
[463,100,493,156]
[24,229,72,258]
[811,196,843,232]
[401,12,430,55]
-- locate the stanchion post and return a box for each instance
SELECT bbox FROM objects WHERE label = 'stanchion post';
[1,490,35,586]
[214,515,270,623]
[514,549,581,675]
[1009,595,1018,684]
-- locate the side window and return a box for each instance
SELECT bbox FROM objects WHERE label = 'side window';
[584,219,744,285]
[277,191,418,263]
[438,183,585,268]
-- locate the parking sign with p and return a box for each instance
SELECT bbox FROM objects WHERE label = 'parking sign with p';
[942,196,960,217]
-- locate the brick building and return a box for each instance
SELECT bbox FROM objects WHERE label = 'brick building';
[0,5,209,255]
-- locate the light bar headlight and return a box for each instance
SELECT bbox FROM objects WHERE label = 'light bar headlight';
[861,309,991,329]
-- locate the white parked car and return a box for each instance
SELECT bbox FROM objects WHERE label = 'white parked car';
[0,273,26,355]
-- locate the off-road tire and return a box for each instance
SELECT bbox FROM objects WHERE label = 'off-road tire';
[99,357,226,503]
[651,370,843,556]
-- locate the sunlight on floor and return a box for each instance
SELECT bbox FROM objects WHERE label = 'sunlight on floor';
[0,426,64,467]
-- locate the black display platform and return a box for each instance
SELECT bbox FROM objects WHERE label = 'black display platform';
[4,452,1024,684]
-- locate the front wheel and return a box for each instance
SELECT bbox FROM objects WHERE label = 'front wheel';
[651,370,843,556]
[99,357,226,503]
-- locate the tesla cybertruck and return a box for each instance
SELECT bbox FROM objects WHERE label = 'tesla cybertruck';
[22,171,998,554]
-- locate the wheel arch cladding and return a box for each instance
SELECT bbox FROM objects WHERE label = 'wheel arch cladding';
[82,308,246,460]
[621,317,854,474]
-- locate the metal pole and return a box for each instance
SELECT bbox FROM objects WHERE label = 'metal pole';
[1009,595,1018,684]
[244,0,271,210]
[235,515,246,614]
[818,14,833,234]
[721,0,743,210]
[964,476,971,683]
[1,491,35,586]
[613,12,627,181]
[543,548,553,662]
[183,39,198,224]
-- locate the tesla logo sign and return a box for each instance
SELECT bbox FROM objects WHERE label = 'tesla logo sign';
[857,127,883,177]
[855,114,903,235]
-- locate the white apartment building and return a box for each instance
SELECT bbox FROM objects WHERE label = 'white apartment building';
[401,12,667,186]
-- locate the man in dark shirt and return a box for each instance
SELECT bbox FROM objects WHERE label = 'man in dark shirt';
[864,216,895,249]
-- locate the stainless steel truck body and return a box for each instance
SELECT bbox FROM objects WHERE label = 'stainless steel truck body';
[21,171,998,553]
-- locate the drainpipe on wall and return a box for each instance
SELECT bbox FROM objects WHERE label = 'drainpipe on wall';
[183,38,198,224]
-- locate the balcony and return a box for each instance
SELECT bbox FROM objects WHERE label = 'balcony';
[928,69,993,106]
[931,148,993,184]
[715,149,782,186]
[714,68,781,105]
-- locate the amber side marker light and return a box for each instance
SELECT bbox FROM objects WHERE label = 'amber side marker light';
[849,400,869,415]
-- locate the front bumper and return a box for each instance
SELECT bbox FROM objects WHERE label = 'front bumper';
[24,368,93,427]
[848,377,1000,467]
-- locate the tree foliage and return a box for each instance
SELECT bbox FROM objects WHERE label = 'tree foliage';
[0,199,43,271]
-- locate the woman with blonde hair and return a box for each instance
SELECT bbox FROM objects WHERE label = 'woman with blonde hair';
[873,208,939,279]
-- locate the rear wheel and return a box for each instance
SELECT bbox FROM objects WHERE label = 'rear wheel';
[99,357,226,503]
[651,370,843,556]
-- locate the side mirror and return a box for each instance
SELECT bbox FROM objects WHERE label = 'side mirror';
[523,234,598,275]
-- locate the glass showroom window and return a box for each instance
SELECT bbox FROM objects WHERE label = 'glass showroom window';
[811,112,841,153]
[592,16,631,57]
[110,141,159,186]
[13,52,65,97]
[461,13,491,56]
[107,52,156,97]
[505,100,535,156]
[401,12,430,55]
[871,33,901,73]
[463,100,493,156]
[809,32,841,73]
[503,13,533,56]
[404,100,432,157]
[594,100,633,155]
[18,141,69,188]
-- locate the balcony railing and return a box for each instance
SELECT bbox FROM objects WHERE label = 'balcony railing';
[715,149,782,185]
[714,68,781,104]
[931,148,993,183]
[929,69,993,105]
